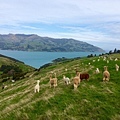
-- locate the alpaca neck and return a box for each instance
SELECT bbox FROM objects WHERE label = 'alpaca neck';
[63,76,65,79]
[54,73,56,78]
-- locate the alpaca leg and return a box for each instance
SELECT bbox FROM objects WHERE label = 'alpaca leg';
[87,79,89,81]
[65,81,67,85]
[34,88,36,93]
[66,81,68,85]
[37,88,39,92]
[78,79,80,84]
[74,84,77,90]
[106,78,109,81]
[69,80,71,84]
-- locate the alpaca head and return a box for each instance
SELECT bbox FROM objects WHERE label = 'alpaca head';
[63,75,65,79]
[96,68,99,70]
[104,66,108,71]
[76,71,80,76]
[37,80,40,84]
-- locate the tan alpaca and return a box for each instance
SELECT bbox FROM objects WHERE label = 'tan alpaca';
[103,66,110,82]
[115,64,119,71]
[73,72,80,90]
[49,73,57,88]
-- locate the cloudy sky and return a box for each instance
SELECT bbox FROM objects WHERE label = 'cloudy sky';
[0,0,120,51]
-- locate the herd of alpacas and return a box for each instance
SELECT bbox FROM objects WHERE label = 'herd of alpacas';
[1,56,119,91]
[34,56,119,92]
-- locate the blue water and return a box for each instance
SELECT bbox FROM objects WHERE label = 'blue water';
[0,50,103,68]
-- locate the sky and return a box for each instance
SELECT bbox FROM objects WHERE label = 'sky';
[0,0,120,51]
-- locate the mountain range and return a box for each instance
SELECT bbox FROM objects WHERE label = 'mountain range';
[0,34,104,52]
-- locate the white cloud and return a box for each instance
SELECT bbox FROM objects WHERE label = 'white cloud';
[1,0,120,24]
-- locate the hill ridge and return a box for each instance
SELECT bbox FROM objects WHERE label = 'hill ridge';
[0,34,104,52]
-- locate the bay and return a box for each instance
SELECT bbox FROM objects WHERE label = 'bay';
[0,50,103,68]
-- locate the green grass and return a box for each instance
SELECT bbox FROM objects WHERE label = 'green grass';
[0,53,120,120]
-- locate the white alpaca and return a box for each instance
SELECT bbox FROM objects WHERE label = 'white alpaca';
[11,80,15,82]
[34,80,40,93]
[103,56,106,61]
[2,84,7,89]
[65,68,68,72]
[107,60,109,63]
[95,68,100,74]
[115,64,119,71]
[115,58,118,61]
[63,75,70,85]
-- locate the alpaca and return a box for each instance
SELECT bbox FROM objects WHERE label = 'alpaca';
[107,60,109,63]
[80,73,89,81]
[2,84,7,90]
[88,62,91,65]
[110,57,113,61]
[103,56,107,61]
[103,66,110,82]
[115,58,118,61]
[115,64,119,71]
[73,72,80,90]
[75,70,89,81]
[11,79,15,82]
[65,68,68,72]
[63,75,70,85]
[95,68,100,74]
[49,73,57,88]
[34,80,40,93]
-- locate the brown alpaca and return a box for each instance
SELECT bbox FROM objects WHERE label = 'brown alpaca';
[76,70,89,81]
[49,73,57,88]
[103,66,110,81]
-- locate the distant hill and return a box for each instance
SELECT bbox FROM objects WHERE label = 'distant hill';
[0,34,104,52]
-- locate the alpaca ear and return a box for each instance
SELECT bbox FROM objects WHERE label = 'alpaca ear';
[104,66,106,68]
[49,74,52,77]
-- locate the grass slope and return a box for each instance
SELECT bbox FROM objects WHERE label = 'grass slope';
[0,55,35,83]
[0,56,34,72]
[0,54,120,120]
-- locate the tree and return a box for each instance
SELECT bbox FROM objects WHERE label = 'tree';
[109,50,112,54]
[114,48,117,53]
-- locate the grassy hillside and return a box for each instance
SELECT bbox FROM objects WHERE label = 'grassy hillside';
[0,53,120,120]
[0,55,35,83]
[0,54,34,71]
